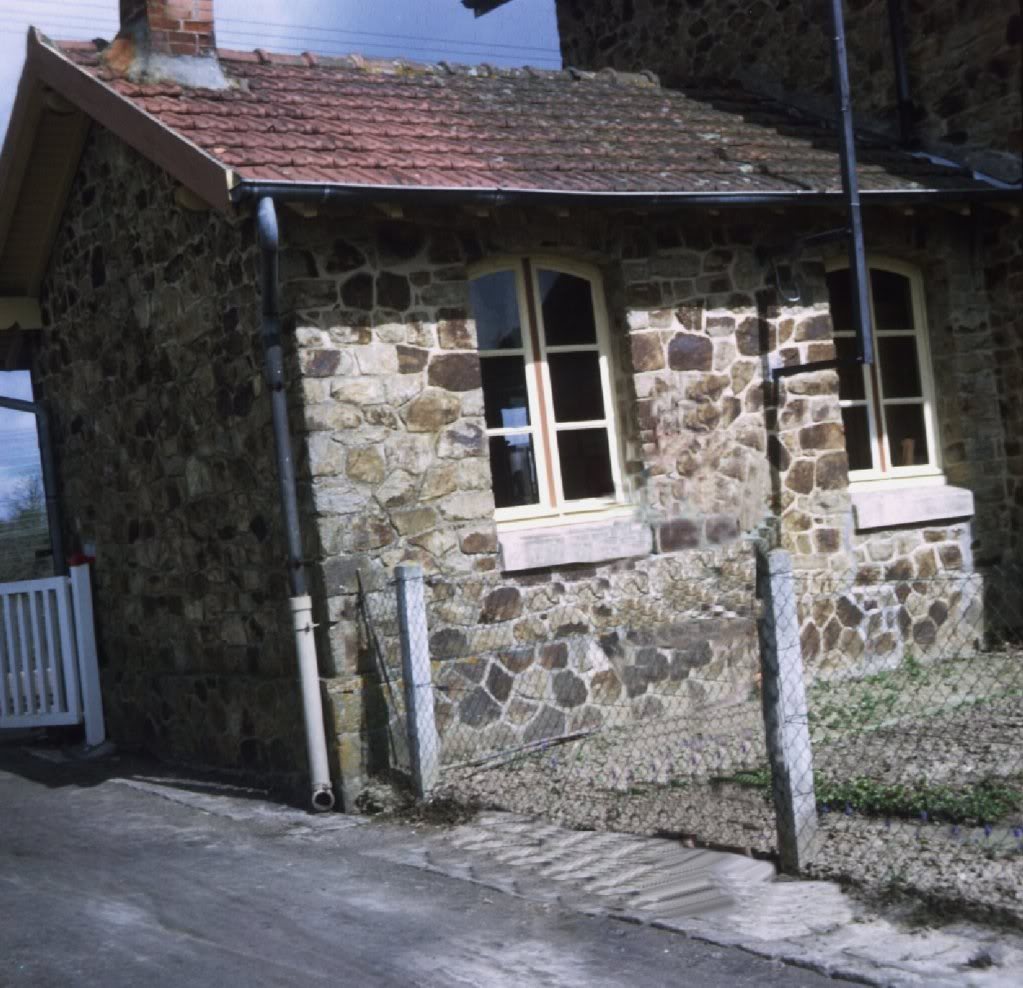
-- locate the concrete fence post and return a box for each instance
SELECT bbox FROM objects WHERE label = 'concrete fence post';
[395,564,439,797]
[69,563,106,748]
[756,546,818,874]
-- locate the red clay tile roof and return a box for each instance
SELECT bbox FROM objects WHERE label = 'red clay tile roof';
[54,37,1003,198]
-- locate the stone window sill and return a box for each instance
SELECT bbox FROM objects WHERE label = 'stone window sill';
[497,515,653,572]
[850,485,974,532]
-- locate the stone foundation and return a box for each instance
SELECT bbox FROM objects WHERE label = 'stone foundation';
[327,542,757,773]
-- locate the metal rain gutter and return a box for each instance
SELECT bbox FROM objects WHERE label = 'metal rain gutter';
[256,196,335,813]
[231,182,1013,210]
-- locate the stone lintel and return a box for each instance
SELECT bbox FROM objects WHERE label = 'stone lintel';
[851,485,974,531]
[498,517,653,572]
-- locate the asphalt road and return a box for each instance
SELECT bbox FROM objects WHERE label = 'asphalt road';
[0,745,841,987]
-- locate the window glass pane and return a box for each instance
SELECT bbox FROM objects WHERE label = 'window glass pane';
[537,269,597,346]
[557,428,614,501]
[841,405,873,471]
[548,352,605,422]
[878,338,922,399]
[871,269,913,329]
[480,356,530,430]
[489,435,539,508]
[885,404,929,467]
[834,335,865,401]
[826,269,852,332]
[470,271,522,350]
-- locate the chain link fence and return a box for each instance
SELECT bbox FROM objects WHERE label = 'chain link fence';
[779,561,1023,922]
[351,550,1023,922]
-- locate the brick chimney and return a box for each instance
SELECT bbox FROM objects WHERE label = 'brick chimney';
[119,0,217,57]
[106,0,227,87]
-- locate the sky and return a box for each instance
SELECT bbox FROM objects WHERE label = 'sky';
[0,1,560,518]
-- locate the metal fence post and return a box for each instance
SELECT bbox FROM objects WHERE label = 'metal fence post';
[395,564,439,797]
[757,547,818,874]
[69,563,106,747]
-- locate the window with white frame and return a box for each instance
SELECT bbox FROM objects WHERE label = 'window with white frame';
[825,260,940,480]
[468,258,624,522]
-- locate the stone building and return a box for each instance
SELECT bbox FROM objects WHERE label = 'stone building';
[0,2,1018,805]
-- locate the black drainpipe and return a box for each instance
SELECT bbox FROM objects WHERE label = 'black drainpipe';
[776,0,875,379]
[886,0,914,146]
[828,0,874,369]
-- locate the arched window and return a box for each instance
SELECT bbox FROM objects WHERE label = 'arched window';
[468,258,624,522]
[825,260,940,481]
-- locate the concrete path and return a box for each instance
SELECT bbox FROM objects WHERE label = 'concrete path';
[2,744,1021,987]
[366,811,1023,986]
[0,745,837,988]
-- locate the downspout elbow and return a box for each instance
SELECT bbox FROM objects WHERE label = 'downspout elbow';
[257,195,279,252]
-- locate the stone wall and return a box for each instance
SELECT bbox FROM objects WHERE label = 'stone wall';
[555,0,1022,182]
[766,211,1016,669]
[283,207,802,800]
[340,546,756,772]
[33,128,308,786]
[284,203,1012,799]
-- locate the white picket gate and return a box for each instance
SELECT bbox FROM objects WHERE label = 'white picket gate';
[0,564,105,745]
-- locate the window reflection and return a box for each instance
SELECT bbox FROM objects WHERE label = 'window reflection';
[470,270,522,350]
[548,352,604,422]
[489,435,539,508]
[480,357,530,430]
[538,270,597,346]
[557,429,614,501]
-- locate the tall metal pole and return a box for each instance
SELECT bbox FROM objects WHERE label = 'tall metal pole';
[828,0,875,367]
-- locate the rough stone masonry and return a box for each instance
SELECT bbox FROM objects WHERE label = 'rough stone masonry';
[30,122,1019,801]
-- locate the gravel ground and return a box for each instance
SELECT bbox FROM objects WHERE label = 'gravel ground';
[438,651,1023,921]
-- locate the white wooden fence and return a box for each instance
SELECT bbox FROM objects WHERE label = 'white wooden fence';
[0,564,105,745]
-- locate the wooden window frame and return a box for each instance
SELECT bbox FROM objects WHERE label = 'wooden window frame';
[826,257,943,486]
[470,256,626,526]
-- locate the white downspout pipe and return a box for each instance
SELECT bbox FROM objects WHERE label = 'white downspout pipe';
[257,195,335,812]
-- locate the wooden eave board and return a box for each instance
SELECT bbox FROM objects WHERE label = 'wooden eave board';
[0,109,90,297]
[0,29,232,300]
[27,31,231,212]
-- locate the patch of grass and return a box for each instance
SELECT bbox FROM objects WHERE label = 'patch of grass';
[807,652,1023,735]
[718,764,1022,825]
[720,767,772,790]
[816,777,1021,825]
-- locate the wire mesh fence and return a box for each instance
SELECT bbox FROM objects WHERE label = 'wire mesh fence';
[356,555,777,851]
[352,551,1023,922]
[784,562,1023,922]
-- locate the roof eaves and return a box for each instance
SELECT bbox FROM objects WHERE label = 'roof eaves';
[27,29,233,212]
[0,34,46,262]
